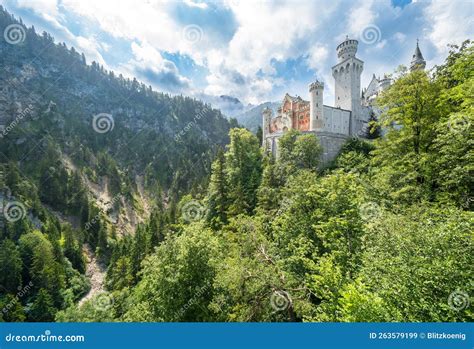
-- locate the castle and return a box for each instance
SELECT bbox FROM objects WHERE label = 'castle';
[262,37,426,162]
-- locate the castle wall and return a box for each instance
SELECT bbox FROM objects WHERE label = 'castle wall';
[263,130,349,164]
[315,131,349,164]
[322,106,350,135]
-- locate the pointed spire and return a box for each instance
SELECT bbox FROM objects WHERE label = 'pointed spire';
[410,39,426,71]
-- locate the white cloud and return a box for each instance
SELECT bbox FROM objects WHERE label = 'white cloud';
[393,32,407,43]
[122,41,191,93]
[347,0,377,38]
[183,0,208,10]
[10,0,469,106]
[13,0,107,66]
[424,0,473,55]
[306,45,329,70]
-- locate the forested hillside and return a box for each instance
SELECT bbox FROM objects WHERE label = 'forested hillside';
[0,5,472,323]
[61,41,472,322]
[0,7,233,321]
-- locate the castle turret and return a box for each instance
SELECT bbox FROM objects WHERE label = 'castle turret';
[262,107,272,147]
[378,74,391,91]
[309,80,324,131]
[332,36,364,112]
[336,35,358,62]
[410,40,426,71]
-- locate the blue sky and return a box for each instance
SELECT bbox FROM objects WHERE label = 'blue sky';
[1,0,473,109]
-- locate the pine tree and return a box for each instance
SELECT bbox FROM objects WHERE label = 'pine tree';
[0,239,22,293]
[29,288,55,322]
[225,129,262,216]
[206,149,229,229]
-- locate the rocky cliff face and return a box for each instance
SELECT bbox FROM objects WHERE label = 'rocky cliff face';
[0,6,232,235]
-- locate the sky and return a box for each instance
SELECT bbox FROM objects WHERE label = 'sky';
[1,0,473,109]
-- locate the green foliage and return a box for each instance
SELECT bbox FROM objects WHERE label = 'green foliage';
[225,129,262,215]
[0,6,472,324]
[354,206,473,322]
[0,239,22,293]
[29,288,56,322]
[205,149,229,229]
[123,224,220,321]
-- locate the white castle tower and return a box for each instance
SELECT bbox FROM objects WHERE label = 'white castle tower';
[331,36,365,135]
[309,80,324,131]
[259,37,428,163]
[332,36,364,113]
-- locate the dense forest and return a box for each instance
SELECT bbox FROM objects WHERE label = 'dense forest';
[0,7,472,323]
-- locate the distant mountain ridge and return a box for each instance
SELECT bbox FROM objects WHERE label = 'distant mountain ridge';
[0,5,233,234]
[234,101,280,133]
